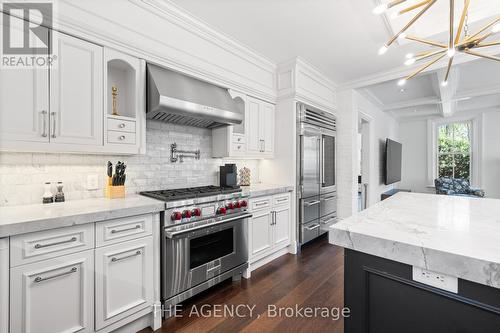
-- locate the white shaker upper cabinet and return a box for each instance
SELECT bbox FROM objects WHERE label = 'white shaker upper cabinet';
[49,32,103,146]
[0,22,49,144]
[246,96,275,158]
[246,96,261,155]
[260,101,275,156]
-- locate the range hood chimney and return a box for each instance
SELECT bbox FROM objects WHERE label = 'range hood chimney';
[147,64,243,128]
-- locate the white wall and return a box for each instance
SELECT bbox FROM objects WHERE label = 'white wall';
[356,92,399,207]
[398,108,500,199]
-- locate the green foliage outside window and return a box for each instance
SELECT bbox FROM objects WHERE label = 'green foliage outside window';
[437,122,471,180]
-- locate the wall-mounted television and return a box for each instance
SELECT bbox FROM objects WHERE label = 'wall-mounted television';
[385,138,402,185]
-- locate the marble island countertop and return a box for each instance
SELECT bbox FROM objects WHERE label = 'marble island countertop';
[0,195,165,237]
[329,192,500,289]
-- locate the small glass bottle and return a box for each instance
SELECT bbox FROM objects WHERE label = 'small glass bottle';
[54,182,65,203]
[42,182,54,204]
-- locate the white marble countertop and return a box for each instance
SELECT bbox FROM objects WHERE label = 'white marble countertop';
[0,196,165,237]
[329,192,500,289]
[241,183,294,198]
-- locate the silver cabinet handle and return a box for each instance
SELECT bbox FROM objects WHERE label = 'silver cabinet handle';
[305,200,320,206]
[119,123,126,128]
[306,224,320,231]
[263,140,266,152]
[119,135,126,140]
[259,139,264,152]
[34,267,77,283]
[110,225,141,234]
[254,201,268,207]
[207,265,222,273]
[276,198,288,203]
[41,110,48,137]
[273,211,277,225]
[50,111,56,138]
[34,236,77,249]
[111,250,142,262]
[321,217,337,224]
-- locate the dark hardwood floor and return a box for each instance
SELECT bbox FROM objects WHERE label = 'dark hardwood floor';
[140,235,344,333]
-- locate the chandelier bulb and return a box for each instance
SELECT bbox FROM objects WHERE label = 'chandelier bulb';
[404,58,416,66]
[398,33,407,41]
[373,4,389,15]
[442,81,448,87]
[397,79,407,86]
[378,45,389,55]
[447,48,456,58]
[405,53,414,59]
[492,24,500,33]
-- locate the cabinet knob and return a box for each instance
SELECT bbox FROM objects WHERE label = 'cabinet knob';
[119,135,126,140]
[119,123,126,128]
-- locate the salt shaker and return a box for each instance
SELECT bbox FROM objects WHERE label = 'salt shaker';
[54,182,65,203]
[42,182,53,204]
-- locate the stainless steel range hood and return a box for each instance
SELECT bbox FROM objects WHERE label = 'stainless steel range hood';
[147,64,243,128]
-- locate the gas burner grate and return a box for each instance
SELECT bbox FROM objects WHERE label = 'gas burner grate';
[140,185,241,202]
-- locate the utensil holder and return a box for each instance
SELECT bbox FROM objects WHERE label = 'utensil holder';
[105,185,125,199]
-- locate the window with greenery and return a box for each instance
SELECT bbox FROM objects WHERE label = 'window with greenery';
[437,122,471,180]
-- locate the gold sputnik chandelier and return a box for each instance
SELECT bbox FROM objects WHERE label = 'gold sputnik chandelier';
[373,0,500,86]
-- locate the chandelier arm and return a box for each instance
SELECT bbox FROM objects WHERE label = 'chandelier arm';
[444,57,454,82]
[386,0,437,47]
[415,49,447,62]
[449,0,454,51]
[475,41,500,48]
[475,32,497,44]
[405,53,447,80]
[388,0,408,9]
[455,0,470,45]
[405,35,447,48]
[398,0,432,15]
[463,49,500,62]
[464,16,500,43]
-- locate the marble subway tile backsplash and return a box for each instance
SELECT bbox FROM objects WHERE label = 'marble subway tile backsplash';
[0,121,260,207]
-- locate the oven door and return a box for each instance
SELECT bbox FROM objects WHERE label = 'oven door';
[162,214,249,300]
[320,131,336,194]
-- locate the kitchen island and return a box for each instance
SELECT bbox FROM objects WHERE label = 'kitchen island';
[329,192,500,332]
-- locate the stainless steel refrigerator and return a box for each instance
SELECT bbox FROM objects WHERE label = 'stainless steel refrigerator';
[297,103,337,245]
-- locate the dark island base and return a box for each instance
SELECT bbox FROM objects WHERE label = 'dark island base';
[344,249,500,333]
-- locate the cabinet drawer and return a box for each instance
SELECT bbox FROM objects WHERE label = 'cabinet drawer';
[96,214,153,247]
[107,130,136,144]
[232,134,246,144]
[10,224,94,267]
[251,197,272,211]
[107,118,136,133]
[302,221,320,244]
[232,142,246,153]
[273,193,290,207]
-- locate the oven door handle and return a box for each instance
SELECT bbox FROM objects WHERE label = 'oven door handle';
[164,213,252,239]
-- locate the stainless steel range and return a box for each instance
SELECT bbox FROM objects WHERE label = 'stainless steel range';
[140,186,250,311]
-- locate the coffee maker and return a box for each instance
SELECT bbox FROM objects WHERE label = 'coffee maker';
[220,164,238,188]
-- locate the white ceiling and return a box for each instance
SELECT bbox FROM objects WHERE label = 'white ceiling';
[169,0,500,119]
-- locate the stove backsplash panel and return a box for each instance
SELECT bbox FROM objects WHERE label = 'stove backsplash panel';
[0,120,260,207]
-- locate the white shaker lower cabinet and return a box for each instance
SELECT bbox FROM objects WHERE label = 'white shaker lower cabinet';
[95,237,154,330]
[10,250,94,333]
[248,193,291,270]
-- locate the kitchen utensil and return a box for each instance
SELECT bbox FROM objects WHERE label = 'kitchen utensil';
[107,161,113,186]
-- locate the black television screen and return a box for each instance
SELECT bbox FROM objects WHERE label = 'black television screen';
[385,139,402,185]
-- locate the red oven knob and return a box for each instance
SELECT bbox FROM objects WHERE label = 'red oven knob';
[192,208,201,217]
[171,212,182,221]
[226,202,234,210]
[217,207,227,215]
[182,210,192,218]
[240,200,248,207]
[234,201,241,208]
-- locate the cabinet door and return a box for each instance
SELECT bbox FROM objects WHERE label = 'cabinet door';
[95,237,153,330]
[246,96,261,154]
[50,32,103,146]
[0,18,49,144]
[10,251,94,333]
[260,102,275,155]
[273,205,291,248]
[249,210,273,260]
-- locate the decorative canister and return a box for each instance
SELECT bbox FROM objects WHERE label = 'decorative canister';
[239,167,251,186]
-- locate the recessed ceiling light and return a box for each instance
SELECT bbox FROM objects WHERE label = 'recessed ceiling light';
[399,88,405,93]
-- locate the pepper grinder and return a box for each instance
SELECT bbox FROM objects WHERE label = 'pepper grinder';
[42,182,54,204]
[54,182,65,203]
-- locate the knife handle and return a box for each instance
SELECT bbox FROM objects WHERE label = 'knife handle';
[108,176,113,186]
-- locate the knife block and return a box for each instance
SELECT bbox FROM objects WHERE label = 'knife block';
[105,185,125,199]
